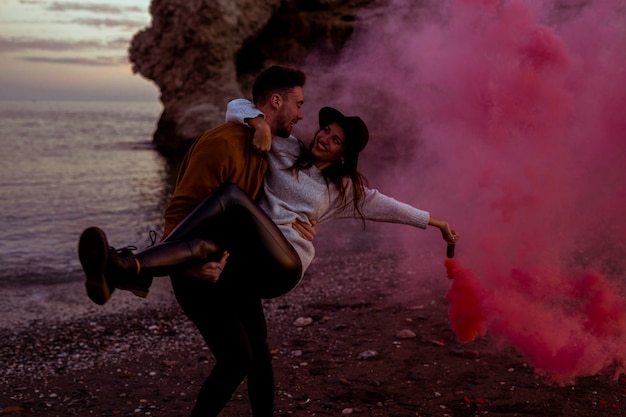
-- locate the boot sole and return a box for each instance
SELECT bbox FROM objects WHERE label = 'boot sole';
[78,227,112,305]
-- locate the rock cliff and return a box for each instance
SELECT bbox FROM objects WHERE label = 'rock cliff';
[129,0,375,156]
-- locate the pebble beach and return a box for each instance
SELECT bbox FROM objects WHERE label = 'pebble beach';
[1,229,624,416]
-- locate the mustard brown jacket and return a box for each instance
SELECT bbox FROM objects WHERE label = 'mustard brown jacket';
[163,122,267,237]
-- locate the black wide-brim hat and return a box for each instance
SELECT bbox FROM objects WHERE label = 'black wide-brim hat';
[318,107,369,154]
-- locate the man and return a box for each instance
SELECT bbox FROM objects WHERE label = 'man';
[163,66,306,417]
[78,65,308,416]
[162,66,304,242]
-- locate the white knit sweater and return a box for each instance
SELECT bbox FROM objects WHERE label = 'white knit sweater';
[226,99,430,274]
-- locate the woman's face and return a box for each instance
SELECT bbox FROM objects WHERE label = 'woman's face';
[311,122,346,170]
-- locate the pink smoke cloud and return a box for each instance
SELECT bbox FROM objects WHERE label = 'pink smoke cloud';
[303,0,626,384]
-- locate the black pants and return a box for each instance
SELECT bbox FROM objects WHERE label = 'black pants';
[166,183,302,416]
[171,275,273,417]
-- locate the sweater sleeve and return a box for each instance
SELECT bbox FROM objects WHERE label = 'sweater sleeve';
[324,185,430,229]
[226,99,264,125]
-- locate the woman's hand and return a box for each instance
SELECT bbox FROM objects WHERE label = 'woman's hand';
[428,217,459,244]
[247,115,272,154]
[183,251,230,283]
[292,219,317,241]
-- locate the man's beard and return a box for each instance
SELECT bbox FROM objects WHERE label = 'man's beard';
[274,109,293,138]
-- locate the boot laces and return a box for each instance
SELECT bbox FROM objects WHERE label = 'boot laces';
[106,229,158,255]
[111,245,137,256]
[148,230,158,247]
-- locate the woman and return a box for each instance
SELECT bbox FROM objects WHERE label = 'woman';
[79,105,458,301]
[225,100,458,275]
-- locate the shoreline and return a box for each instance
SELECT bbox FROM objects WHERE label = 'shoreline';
[0,275,179,330]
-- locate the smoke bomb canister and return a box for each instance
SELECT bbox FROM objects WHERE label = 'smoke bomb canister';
[446,243,455,258]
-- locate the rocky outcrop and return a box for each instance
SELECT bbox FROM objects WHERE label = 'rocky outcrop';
[129,0,375,156]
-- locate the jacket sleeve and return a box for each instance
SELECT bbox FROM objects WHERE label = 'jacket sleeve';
[162,136,235,237]
[226,99,264,125]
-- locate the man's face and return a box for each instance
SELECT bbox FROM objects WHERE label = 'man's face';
[274,86,304,138]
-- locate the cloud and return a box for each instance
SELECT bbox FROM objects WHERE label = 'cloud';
[0,36,129,52]
[19,55,128,66]
[70,17,146,30]
[106,37,132,49]
[46,2,143,14]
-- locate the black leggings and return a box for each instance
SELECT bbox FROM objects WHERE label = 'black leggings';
[164,182,302,299]
[167,183,302,416]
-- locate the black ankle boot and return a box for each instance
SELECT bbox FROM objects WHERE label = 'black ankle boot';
[79,227,143,305]
[79,227,116,305]
[80,228,222,305]
[106,247,152,298]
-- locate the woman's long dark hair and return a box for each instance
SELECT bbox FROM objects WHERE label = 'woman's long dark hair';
[289,129,369,224]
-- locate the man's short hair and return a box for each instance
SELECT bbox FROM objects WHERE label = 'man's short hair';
[252,66,306,105]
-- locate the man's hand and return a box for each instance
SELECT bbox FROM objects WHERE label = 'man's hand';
[183,251,230,283]
[292,219,317,241]
[247,115,272,154]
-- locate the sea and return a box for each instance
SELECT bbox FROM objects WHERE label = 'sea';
[0,100,174,289]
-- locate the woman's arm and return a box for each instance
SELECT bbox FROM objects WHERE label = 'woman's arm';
[324,186,459,244]
[226,99,272,153]
[226,98,264,124]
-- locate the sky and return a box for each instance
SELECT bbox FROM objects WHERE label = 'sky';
[0,0,158,101]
